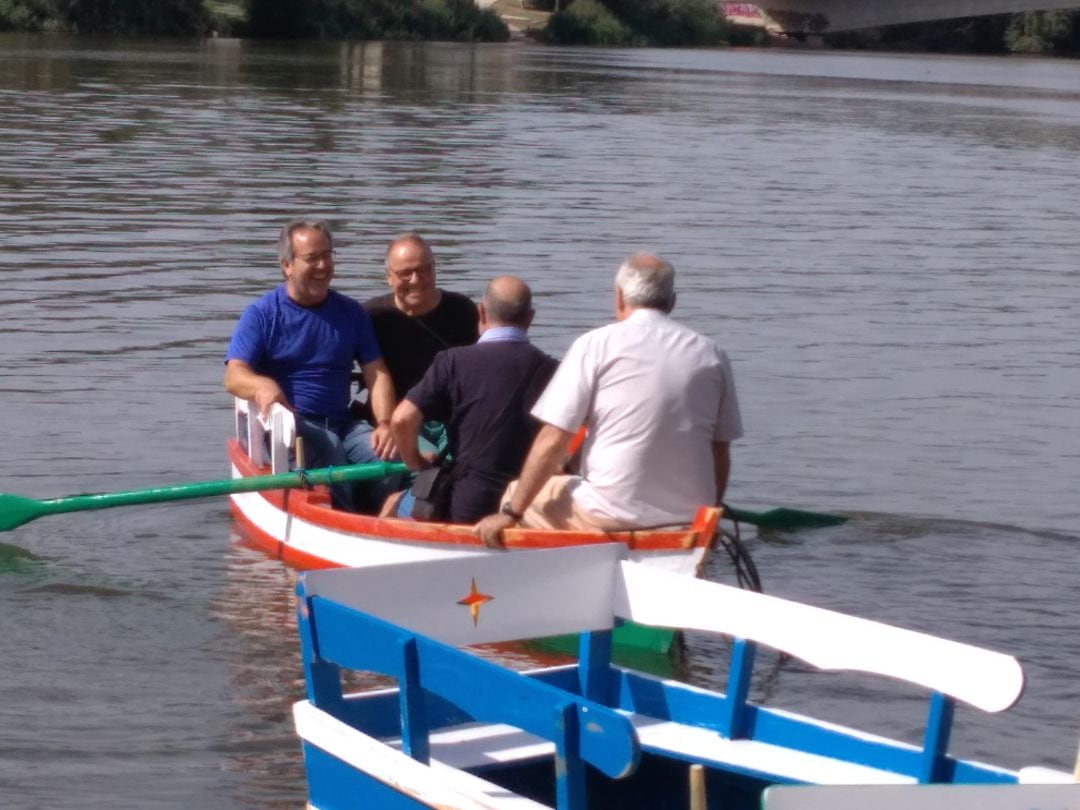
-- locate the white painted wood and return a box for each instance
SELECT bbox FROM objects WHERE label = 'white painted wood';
[1018,766,1075,784]
[302,544,626,646]
[232,398,294,473]
[293,702,550,810]
[613,560,1024,713]
[761,783,1080,810]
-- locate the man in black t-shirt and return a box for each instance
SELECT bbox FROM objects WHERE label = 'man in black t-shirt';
[388,276,558,524]
[363,233,479,403]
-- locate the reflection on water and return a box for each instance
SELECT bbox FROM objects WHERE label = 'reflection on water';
[1,34,1079,808]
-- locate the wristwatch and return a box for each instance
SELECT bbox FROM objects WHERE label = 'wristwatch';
[501,502,524,522]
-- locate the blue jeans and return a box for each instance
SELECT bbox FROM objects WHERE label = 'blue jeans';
[295,415,401,513]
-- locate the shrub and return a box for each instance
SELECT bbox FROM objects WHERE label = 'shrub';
[545,0,629,44]
[244,0,507,40]
[1005,10,1080,55]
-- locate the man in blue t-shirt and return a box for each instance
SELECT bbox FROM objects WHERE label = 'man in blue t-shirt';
[224,219,398,512]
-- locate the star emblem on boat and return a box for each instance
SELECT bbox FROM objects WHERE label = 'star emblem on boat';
[457,577,494,627]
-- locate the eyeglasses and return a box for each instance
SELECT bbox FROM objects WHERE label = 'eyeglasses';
[389,263,433,282]
[295,250,334,265]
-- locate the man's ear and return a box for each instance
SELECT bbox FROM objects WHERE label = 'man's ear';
[478,301,489,330]
[666,291,676,314]
[614,285,626,320]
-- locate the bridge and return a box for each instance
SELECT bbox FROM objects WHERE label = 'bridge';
[723,0,1080,34]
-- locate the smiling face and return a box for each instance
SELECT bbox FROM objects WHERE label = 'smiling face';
[282,226,335,307]
[385,236,438,316]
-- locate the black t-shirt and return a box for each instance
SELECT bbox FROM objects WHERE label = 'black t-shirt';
[407,340,558,523]
[363,290,479,399]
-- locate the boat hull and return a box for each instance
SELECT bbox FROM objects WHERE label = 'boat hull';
[226,438,719,653]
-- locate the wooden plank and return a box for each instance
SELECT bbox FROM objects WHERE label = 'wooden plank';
[614,560,1024,713]
[303,544,624,646]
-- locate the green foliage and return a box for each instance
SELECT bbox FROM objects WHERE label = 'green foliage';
[243,0,508,41]
[0,0,209,33]
[0,0,55,30]
[545,0,628,44]
[545,0,727,46]
[1005,10,1080,55]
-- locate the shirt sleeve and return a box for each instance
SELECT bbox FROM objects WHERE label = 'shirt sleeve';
[405,350,453,422]
[224,303,266,366]
[353,301,383,366]
[713,350,744,442]
[530,334,594,432]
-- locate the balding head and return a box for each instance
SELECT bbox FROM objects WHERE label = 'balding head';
[615,252,676,313]
[481,276,533,329]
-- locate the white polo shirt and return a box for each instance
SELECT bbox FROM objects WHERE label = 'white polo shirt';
[532,308,743,527]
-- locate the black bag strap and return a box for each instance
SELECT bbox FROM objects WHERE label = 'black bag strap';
[441,349,547,483]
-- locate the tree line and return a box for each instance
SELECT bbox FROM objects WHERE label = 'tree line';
[0,0,1078,54]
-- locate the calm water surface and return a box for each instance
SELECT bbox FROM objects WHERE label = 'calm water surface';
[1,34,1079,807]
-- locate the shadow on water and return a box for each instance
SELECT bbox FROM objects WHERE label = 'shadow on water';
[0,542,45,573]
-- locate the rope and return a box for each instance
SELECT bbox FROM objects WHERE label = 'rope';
[714,510,763,593]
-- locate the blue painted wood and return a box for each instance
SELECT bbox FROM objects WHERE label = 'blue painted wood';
[610,668,732,732]
[918,693,955,784]
[295,590,344,711]
[302,742,433,810]
[555,702,586,810]
[578,630,613,704]
[604,666,1012,785]
[399,637,430,764]
[298,587,639,786]
[718,639,756,739]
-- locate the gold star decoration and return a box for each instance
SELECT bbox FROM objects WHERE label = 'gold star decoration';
[457,577,494,627]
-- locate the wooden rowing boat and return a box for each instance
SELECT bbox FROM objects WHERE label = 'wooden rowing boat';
[227,399,722,653]
[291,543,1074,810]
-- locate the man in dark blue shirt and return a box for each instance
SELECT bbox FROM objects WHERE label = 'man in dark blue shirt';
[388,276,557,523]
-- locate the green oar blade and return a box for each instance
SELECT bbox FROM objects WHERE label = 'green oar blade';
[725,505,847,531]
[0,461,408,532]
[0,494,50,532]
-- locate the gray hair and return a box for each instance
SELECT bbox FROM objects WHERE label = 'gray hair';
[615,253,675,312]
[278,219,333,264]
[483,278,533,327]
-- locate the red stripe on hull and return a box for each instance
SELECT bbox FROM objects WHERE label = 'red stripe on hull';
[226,438,720,566]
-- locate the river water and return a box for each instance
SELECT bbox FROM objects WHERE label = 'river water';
[1,33,1078,807]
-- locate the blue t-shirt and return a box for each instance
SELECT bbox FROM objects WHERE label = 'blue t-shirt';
[225,285,382,422]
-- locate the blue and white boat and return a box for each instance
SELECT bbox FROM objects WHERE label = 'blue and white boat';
[291,543,1076,809]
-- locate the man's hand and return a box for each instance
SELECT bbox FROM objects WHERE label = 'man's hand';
[474,513,515,549]
[370,423,399,460]
[253,382,288,419]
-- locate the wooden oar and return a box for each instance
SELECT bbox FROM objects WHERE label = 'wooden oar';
[0,461,408,532]
[724,505,847,531]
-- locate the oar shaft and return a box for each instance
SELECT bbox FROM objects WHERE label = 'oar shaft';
[38,462,408,517]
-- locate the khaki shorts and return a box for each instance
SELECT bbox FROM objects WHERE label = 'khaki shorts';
[503,475,615,532]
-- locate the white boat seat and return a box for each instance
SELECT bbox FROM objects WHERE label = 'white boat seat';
[402,714,918,788]
[295,701,550,810]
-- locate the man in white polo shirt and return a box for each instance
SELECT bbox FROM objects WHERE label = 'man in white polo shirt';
[474,252,743,547]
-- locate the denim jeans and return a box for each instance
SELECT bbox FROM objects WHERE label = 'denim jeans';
[295,415,401,513]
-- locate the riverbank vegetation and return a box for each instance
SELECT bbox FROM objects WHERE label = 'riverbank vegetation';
[542,0,767,46]
[0,0,1077,55]
[822,10,1080,56]
[0,0,507,39]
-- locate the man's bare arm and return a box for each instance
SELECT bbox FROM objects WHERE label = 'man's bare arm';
[389,398,425,471]
[224,359,288,418]
[360,358,398,459]
[473,423,575,548]
[712,440,731,504]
